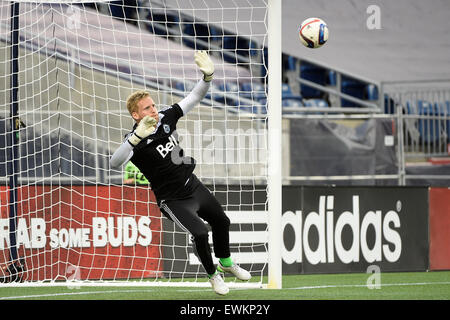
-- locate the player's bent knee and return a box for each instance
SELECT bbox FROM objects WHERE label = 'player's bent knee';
[210,213,230,230]
[223,214,230,227]
[192,229,209,243]
[218,213,230,228]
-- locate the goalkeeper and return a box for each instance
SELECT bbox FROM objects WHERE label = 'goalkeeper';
[110,51,251,295]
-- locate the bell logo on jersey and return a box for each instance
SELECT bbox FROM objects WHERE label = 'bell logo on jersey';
[156,134,179,158]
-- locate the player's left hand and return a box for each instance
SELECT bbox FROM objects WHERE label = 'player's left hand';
[194,50,214,82]
[128,115,157,146]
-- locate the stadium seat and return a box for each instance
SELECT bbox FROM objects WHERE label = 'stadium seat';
[175,81,195,92]
[175,81,229,106]
[418,100,440,144]
[217,82,239,106]
[384,95,396,114]
[327,70,337,86]
[174,81,185,92]
[218,81,239,93]
[303,99,329,108]
[282,83,296,98]
[446,101,450,142]
[405,101,415,114]
[146,10,180,36]
[249,40,260,57]
[435,101,450,142]
[182,23,201,49]
[365,84,379,100]
[182,22,220,49]
[109,1,136,22]
[252,98,267,114]
[282,97,303,107]
[240,81,266,101]
[283,55,297,71]
[340,76,366,107]
[299,61,327,99]
[260,47,268,78]
[222,35,250,63]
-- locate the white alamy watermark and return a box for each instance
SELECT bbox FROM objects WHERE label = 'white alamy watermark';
[366,265,381,289]
[66,5,81,30]
[66,264,81,289]
[167,124,267,166]
[366,5,382,30]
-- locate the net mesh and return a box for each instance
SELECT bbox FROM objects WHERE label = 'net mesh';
[0,1,268,285]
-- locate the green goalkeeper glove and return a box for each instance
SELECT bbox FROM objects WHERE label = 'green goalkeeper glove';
[128,115,157,146]
[194,50,214,82]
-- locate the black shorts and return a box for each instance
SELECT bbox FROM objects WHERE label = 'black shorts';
[158,174,231,272]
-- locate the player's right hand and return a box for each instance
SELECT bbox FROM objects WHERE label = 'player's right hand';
[128,115,157,146]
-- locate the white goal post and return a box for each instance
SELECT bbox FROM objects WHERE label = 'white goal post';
[0,0,282,289]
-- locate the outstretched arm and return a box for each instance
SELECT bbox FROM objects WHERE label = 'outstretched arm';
[110,139,134,169]
[178,51,215,115]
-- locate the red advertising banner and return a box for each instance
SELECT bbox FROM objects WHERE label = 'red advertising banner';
[429,187,450,270]
[0,186,162,281]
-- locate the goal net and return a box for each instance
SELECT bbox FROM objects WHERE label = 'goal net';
[0,0,269,288]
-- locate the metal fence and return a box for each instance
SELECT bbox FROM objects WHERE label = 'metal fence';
[285,77,450,187]
[383,81,450,185]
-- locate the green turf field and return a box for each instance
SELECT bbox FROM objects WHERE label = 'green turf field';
[0,271,449,300]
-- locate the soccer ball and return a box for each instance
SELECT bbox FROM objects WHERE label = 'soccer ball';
[299,17,328,49]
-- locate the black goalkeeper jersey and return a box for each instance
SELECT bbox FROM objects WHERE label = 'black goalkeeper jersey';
[127,104,197,202]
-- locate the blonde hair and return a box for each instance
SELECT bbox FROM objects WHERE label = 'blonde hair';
[126,90,151,116]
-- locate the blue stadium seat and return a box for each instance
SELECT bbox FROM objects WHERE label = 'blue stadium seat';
[174,81,186,92]
[240,81,266,101]
[147,10,180,36]
[249,40,260,57]
[217,82,239,106]
[282,83,294,98]
[282,96,303,107]
[261,47,268,78]
[303,99,329,107]
[405,101,415,114]
[182,23,202,49]
[435,101,450,142]
[340,76,366,107]
[384,95,395,114]
[109,1,136,21]
[182,22,220,49]
[365,84,379,100]
[446,101,450,142]
[222,35,237,49]
[327,70,337,86]
[283,55,297,71]
[219,81,239,93]
[252,99,267,114]
[418,100,440,144]
[299,62,327,99]
[175,81,195,92]
[222,35,250,63]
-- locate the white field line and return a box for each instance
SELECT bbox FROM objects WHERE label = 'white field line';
[0,287,215,300]
[0,281,449,299]
[0,289,157,300]
[287,281,450,290]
